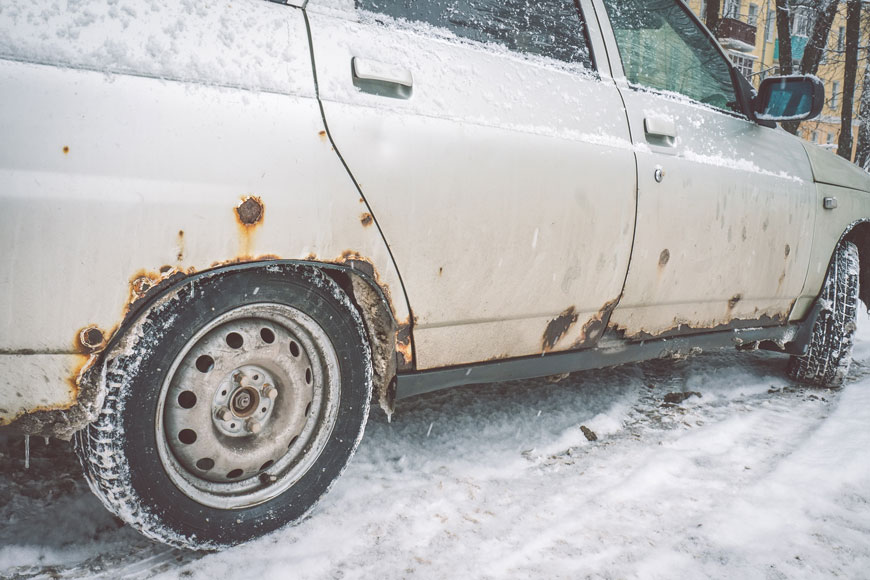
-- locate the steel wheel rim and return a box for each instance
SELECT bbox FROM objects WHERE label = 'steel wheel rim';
[155,303,341,510]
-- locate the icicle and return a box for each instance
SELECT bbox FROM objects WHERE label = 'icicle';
[43,436,49,446]
[426,422,434,437]
[24,435,30,470]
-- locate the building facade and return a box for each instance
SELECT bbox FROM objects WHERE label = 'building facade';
[685,0,867,160]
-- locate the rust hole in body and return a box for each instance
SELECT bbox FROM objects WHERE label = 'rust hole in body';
[78,327,105,351]
[236,196,264,227]
[543,306,578,352]
[360,213,374,227]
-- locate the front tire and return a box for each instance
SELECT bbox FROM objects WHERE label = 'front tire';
[75,265,372,549]
[788,242,860,388]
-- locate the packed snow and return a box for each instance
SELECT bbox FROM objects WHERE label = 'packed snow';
[3,310,870,579]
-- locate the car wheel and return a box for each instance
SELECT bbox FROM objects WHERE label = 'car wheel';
[787,241,860,388]
[74,264,372,549]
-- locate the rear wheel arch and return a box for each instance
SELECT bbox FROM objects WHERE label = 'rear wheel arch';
[842,220,870,309]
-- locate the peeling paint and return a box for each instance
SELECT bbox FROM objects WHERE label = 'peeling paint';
[360,212,374,227]
[727,294,742,310]
[542,306,578,352]
[575,299,619,347]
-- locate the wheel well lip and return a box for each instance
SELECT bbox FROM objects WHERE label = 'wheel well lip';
[110,259,398,357]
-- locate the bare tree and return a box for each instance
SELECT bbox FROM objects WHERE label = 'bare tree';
[801,0,840,77]
[705,0,722,35]
[837,0,862,159]
[853,65,870,168]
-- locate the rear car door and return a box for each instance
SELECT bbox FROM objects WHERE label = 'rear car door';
[595,0,817,338]
[306,0,637,368]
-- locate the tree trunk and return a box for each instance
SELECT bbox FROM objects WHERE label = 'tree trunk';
[800,0,840,77]
[837,0,861,160]
[783,0,840,134]
[854,65,870,169]
[775,0,793,76]
[705,0,721,36]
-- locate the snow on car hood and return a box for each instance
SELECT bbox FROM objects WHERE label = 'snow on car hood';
[802,141,870,192]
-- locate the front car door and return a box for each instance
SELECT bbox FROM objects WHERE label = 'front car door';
[594,0,817,339]
[306,0,637,368]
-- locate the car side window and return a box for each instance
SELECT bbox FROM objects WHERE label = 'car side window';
[601,0,738,111]
[355,0,594,69]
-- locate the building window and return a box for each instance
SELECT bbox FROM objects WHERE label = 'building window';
[792,6,813,38]
[724,0,742,19]
[730,51,756,78]
[811,131,819,143]
[831,81,840,108]
[838,26,846,52]
[765,9,775,42]
[827,133,835,145]
[748,3,759,26]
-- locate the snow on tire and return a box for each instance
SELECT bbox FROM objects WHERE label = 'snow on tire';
[788,242,860,388]
[74,264,372,549]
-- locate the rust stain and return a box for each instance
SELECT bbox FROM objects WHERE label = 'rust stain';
[727,294,742,311]
[318,130,327,141]
[438,267,443,276]
[360,212,374,227]
[785,244,791,258]
[177,230,185,262]
[62,145,69,155]
[658,249,670,268]
[396,323,413,370]
[542,306,579,352]
[235,196,265,258]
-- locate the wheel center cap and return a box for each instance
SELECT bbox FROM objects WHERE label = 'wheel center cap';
[231,387,259,417]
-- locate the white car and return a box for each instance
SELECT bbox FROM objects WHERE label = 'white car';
[1,0,868,549]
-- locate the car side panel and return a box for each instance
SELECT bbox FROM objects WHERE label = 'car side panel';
[307,3,637,368]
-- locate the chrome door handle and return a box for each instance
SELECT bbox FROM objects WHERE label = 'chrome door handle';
[644,116,677,146]
[352,57,413,99]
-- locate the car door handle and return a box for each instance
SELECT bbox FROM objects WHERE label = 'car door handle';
[352,57,413,99]
[644,116,677,146]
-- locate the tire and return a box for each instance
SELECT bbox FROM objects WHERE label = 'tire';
[74,264,372,549]
[787,242,860,388]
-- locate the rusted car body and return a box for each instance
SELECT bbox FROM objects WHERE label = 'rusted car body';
[1,0,869,549]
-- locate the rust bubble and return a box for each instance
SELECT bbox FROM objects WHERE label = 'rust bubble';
[177,230,185,262]
[318,130,327,140]
[236,196,264,226]
[658,249,670,268]
[62,146,69,155]
[360,212,374,227]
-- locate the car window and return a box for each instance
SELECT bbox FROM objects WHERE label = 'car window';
[355,0,594,69]
[601,0,738,111]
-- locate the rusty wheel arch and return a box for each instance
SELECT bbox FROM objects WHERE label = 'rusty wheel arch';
[838,219,870,308]
[121,260,403,418]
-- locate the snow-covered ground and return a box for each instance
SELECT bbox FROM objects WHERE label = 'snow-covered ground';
[4,312,870,580]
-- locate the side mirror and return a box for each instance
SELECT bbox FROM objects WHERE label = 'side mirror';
[754,76,825,123]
